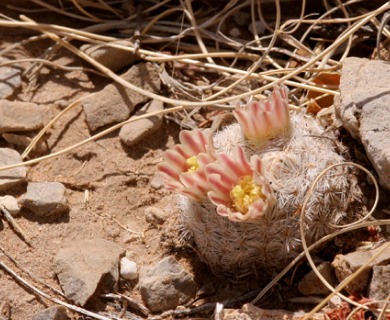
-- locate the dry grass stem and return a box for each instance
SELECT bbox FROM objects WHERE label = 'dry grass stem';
[0,202,30,245]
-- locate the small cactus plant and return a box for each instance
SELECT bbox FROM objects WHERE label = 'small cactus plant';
[158,86,366,275]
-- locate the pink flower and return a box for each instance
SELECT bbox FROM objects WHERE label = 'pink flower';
[233,85,291,142]
[206,146,276,222]
[157,129,216,201]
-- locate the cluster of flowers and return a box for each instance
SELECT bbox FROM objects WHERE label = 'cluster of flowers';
[158,86,290,223]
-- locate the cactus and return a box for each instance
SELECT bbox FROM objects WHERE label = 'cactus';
[158,86,366,275]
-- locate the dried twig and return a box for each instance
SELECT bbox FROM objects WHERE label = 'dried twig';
[102,293,150,317]
[0,202,30,245]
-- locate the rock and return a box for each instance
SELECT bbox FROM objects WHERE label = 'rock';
[2,132,47,153]
[81,41,138,72]
[0,195,20,216]
[144,206,166,225]
[82,62,161,131]
[222,304,326,320]
[368,265,390,306]
[0,58,22,99]
[0,100,45,134]
[20,182,68,217]
[32,306,68,320]
[298,262,337,295]
[119,99,164,146]
[138,256,197,312]
[0,148,26,191]
[150,173,164,190]
[336,57,390,190]
[120,257,138,280]
[332,242,390,294]
[54,238,125,306]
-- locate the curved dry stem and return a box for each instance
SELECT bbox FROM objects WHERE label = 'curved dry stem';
[70,0,105,22]
[30,0,101,22]
[183,0,214,65]
[299,162,380,318]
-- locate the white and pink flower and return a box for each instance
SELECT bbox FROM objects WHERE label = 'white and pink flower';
[233,85,291,142]
[157,129,216,201]
[206,146,276,222]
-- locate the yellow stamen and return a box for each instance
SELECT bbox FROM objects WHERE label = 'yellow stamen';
[230,176,265,213]
[186,155,200,173]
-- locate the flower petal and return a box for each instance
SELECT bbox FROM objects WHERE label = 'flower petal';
[179,129,208,155]
[207,173,232,201]
[205,146,276,223]
[233,85,291,142]
[157,129,216,201]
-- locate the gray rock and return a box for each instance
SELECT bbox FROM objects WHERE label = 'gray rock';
[138,256,197,312]
[20,182,68,217]
[81,40,138,72]
[0,195,20,216]
[120,257,138,280]
[336,57,390,190]
[0,100,45,134]
[32,306,68,320]
[332,242,390,294]
[0,148,26,191]
[144,206,166,225]
[54,238,126,306]
[368,265,390,306]
[0,58,22,99]
[82,62,161,131]
[2,132,48,154]
[119,99,164,146]
[298,262,337,295]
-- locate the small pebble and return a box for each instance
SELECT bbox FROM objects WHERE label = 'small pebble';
[150,174,164,190]
[144,206,166,225]
[0,195,20,216]
[119,99,164,147]
[20,181,68,217]
[120,257,138,280]
[0,148,27,191]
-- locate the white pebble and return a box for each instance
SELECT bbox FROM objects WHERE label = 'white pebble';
[120,257,138,280]
[0,195,20,216]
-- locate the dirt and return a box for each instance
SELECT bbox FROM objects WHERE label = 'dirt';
[0,24,191,319]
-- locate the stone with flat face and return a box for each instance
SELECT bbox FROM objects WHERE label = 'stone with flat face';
[0,58,22,99]
[20,182,68,217]
[0,148,26,191]
[336,57,390,190]
[54,238,125,306]
[82,62,161,131]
